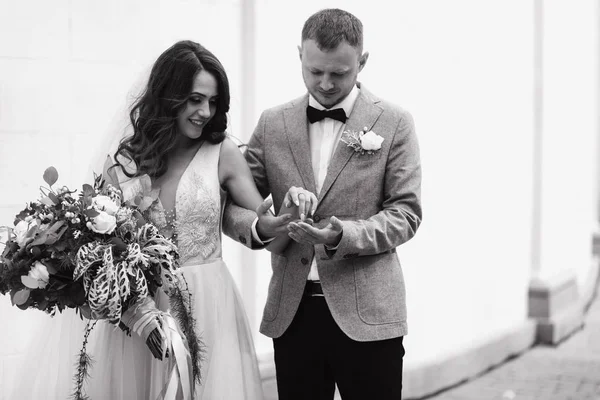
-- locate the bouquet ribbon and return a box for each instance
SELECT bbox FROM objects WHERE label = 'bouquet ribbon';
[121,297,194,400]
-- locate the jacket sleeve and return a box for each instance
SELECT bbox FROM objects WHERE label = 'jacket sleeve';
[221,197,265,250]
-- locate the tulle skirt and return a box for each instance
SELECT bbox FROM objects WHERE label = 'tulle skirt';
[9,258,264,400]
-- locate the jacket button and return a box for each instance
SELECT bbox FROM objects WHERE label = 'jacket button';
[239,236,247,244]
[313,215,321,223]
[301,257,309,265]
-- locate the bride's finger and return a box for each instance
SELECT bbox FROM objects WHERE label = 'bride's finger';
[298,192,307,221]
[309,194,318,217]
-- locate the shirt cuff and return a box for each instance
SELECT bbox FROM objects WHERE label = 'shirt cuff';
[251,217,275,245]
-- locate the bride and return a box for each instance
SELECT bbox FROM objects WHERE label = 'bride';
[9,40,305,399]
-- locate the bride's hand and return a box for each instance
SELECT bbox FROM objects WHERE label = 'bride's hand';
[282,186,317,222]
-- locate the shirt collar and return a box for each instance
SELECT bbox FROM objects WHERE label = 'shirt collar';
[308,85,360,118]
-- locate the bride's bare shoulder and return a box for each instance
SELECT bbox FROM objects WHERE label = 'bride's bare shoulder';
[218,136,250,183]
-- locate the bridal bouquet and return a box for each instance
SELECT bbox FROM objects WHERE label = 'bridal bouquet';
[0,159,201,399]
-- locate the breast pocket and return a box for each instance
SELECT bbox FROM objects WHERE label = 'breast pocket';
[350,149,384,162]
[339,157,385,215]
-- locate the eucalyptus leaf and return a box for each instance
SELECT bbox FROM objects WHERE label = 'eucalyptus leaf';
[82,184,95,197]
[37,298,49,310]
[12,288,31,305]
[43,166,59,187]
[82,195,93,207]
[45,263,58,274]
[48,192,60,204]
[84,208,100,218]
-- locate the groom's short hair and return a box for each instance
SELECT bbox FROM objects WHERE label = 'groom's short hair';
[301,8,363,53]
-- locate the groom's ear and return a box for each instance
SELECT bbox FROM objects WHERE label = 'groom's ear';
[358,51,369,72]
[297,45,303,61]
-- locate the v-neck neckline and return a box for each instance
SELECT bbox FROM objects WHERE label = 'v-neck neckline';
[156,140,205,217]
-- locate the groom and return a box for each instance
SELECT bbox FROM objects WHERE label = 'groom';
[230,8,422,400]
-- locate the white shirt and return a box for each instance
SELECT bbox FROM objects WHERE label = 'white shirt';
[307,85,360,281]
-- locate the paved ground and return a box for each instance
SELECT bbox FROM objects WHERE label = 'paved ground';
[424,286,600,400]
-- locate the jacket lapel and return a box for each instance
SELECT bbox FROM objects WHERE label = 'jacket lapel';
[318,88,383,202]
[283,96,317,195]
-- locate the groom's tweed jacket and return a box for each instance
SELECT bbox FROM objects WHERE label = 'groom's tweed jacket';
[224,85,422,342]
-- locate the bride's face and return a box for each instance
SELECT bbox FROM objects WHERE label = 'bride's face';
[176,70,219,140]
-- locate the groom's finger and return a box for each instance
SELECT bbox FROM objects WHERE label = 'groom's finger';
[308,194,318,218]
[295,221,321,239]
[288,230,313,245]
[288,221,320,241]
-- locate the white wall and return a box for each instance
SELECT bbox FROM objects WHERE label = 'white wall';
[536,0,599,291]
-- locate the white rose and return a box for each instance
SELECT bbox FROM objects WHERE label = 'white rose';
[93,195,120,216]
[360,130,384,151]
[89,210,117,234]
[21,261,50,289]
[14,219,38,247]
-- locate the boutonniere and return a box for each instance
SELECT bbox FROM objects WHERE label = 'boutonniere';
[341,127,384,155]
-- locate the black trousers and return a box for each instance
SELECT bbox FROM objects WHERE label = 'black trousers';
[273,296,405,400]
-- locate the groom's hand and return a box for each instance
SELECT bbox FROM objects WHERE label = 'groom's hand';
[287,216,344,247]
[256,197,292,240]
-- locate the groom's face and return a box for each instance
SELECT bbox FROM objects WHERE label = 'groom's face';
[299,39,367,109]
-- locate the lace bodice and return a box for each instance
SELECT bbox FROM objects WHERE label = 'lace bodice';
[144,143,225,265]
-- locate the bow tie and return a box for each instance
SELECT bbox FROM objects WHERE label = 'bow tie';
[306,106,347,123]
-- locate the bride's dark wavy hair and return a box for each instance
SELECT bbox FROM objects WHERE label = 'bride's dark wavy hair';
[115,40,229,178]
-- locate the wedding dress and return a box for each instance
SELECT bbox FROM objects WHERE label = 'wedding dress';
[9,141,264,400]
[145,141,264,399]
